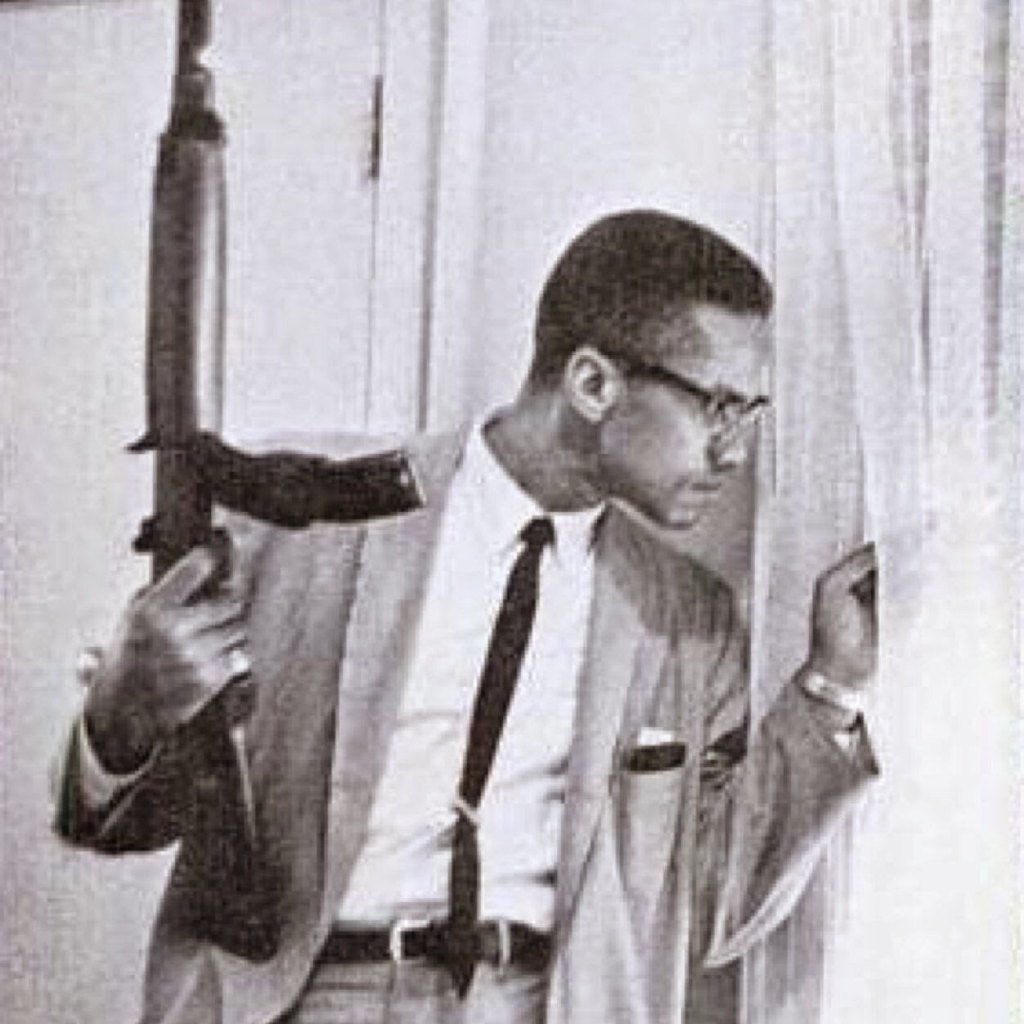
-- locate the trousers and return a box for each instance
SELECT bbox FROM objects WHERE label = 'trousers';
[279,959,547,1024]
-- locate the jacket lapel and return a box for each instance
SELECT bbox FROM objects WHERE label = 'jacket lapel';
[553,511,653,937]
[319,428,468,925]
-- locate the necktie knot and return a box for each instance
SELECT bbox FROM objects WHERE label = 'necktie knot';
[520,515,555,554]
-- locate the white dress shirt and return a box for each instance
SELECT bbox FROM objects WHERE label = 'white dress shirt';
[73,426,601,933]
[338,426,601,931]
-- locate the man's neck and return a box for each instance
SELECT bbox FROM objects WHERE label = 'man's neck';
[482,397,605,514]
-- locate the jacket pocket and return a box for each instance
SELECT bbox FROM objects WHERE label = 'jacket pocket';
[622,740,687,774]
[615,758,687,913]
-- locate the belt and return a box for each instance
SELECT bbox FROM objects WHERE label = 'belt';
[319,919,551,973]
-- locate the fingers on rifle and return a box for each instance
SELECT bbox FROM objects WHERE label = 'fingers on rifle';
[205,625,249,660]
[186,632,250,701]
[195,594,246,630]
[172,598,245,645]
[153,546,222,606]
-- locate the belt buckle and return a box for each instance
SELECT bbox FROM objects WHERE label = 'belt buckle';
[494,918,511,978]
[389,917,429,963]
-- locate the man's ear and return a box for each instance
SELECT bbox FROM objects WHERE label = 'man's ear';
[563,347,625,423]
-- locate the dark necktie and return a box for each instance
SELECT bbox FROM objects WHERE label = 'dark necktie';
[445,515,555,996]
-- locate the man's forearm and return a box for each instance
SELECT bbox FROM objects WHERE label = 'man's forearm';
[696,680,878,967]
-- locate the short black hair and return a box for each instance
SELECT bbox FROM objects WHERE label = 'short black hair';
[530,209,773,384]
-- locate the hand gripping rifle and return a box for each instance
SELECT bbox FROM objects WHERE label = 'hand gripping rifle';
[129,0,422,960]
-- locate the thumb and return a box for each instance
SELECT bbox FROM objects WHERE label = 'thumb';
[151,543,225,607]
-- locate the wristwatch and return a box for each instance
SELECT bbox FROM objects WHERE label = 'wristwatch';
[798,668,867,715]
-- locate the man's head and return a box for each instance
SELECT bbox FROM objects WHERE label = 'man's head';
[530,209,772,386]
[524,210,773,529]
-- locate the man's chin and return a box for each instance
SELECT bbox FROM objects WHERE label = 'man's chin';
[660,506,704,530]
[611,493,709,532]
[618,499,704,532]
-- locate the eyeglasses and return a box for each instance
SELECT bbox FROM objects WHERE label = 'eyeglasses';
[617,358,769,436]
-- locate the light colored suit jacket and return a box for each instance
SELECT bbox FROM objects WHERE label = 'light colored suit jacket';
[55,427,877,1024]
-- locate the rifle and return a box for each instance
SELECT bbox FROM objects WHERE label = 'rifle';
[130,0,422,960]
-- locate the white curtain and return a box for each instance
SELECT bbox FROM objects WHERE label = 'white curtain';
[745,1,1021,1021]
[418,1,1019,1019]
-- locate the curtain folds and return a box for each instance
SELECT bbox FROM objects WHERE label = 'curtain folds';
[745,1,1020,1021]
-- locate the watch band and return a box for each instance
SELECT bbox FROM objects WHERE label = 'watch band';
[798,669,867,716]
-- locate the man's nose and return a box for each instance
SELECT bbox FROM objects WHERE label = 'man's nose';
[708,428,750,473]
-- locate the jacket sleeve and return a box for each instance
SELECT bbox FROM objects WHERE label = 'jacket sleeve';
[690,581,879,967]
[53,715,197,852]
[52,512,273,854]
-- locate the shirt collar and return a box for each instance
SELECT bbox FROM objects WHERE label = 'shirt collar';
[461,420,603,567]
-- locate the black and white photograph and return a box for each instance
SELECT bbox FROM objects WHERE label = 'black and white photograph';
[1,2,1020,1022]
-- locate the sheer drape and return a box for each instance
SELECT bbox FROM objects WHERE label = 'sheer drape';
[417,2,1018,1019]
[745,1,1020,1021]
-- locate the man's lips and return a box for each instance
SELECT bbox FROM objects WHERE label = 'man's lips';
[684,480,724,497]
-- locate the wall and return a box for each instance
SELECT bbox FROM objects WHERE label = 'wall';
[2,7,174,1021]
[0,3,397,1020]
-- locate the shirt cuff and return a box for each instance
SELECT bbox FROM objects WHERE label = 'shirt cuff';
[831,723,861,757]
[793,683,867,760]
[75,714,154,808]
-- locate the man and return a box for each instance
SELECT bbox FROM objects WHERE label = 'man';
[55,210,878,1024]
